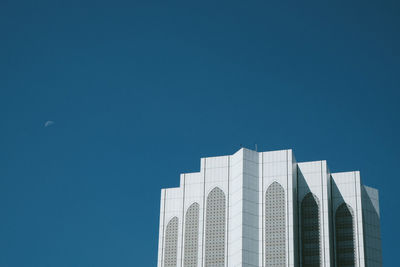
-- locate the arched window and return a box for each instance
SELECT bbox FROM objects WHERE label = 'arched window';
[184,203,200,267]
[205,187,226,266]
[335,203,355,267]
[301,193,321,267]
[164,217,178,267]
[265,182,286,266]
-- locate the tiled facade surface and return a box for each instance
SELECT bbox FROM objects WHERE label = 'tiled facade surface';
[157,148,382,267]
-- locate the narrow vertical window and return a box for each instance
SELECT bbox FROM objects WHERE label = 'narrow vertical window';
[205,187,226,267]
[164,217,179,267]
[301,193,321,267]
[335,203,355,267]
[265,181,286,266]
[184,203,200,267]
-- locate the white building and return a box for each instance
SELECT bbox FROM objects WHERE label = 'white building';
[157,148,382,267]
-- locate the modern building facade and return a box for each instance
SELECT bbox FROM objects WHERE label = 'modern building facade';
[157,148,382,267]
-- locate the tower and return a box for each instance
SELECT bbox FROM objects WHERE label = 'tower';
[157,148,382,267]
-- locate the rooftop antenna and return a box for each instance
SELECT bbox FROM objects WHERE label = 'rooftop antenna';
[255,144,258,152]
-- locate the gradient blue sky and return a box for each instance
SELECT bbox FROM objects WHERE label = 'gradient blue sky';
[1,1,399,266]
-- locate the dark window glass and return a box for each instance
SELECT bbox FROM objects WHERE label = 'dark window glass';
[301,193,321,267]
[335,203,355,267]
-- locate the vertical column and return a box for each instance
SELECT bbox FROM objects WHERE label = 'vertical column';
[297,161,332,267]
[242,149,259,267]
[158,189,166,267]
[331,171,368,267]
[262,150,293,267]
[362,185,382,267]
[180,175,186,267]
[201,158,206,267]
[228,149,244,266]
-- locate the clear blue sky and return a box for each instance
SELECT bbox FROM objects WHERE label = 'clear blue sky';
[1,0,398,266]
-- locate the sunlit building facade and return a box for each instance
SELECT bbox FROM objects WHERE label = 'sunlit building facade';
[157,148,382,267]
